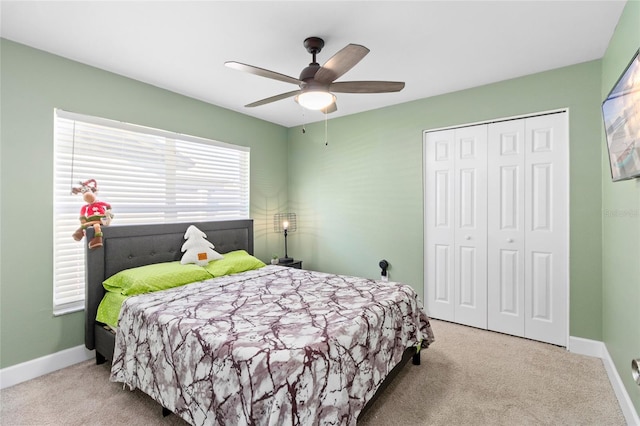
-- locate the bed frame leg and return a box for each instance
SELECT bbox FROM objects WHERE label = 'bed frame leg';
[162,407,171,417]
[412,339,423,365]
[95,352,106,365]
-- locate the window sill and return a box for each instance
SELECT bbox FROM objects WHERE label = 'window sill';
[53,304,84,317]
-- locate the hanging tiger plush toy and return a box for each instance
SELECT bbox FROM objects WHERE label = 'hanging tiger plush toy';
[71,179,113,249]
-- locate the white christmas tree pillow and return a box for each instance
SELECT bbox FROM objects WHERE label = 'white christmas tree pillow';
[180,225,224,266]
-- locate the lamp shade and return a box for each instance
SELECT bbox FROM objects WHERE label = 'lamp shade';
[295,91,335,110]
[274,213,297,233]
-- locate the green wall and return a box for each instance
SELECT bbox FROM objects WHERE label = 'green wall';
[600,0,640,413]
[288,61,604,341]
[0,39,288,369]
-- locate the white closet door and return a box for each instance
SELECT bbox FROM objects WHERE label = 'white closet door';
[453,125,488,328]
[487,120,526,336]
[425,111,568,345]
[424,129,455,321]
[524,113,568,346]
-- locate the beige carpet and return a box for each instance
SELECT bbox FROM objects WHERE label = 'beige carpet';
[1,320,625,425]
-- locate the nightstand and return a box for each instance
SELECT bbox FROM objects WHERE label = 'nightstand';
[277,260,302,269]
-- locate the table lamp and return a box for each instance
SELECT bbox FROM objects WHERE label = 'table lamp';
[274,213,297,263]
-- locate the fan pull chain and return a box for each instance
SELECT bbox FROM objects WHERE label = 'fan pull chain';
[324,113,328,146]
[302,109,306,134]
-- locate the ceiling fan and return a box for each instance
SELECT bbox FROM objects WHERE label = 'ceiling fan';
[225,37,405,114]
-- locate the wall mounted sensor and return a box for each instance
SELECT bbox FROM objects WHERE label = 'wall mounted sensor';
[379,259,389,281]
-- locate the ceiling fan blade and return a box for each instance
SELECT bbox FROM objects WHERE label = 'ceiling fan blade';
[321,102,337,114]
[314,44,370,84]
[225,61,301,86]
[330,81,405,93]
[245,90,300,107]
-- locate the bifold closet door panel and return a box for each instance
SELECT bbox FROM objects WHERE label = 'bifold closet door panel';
[453,125,488,329]
[424,129,455,322]
[487,120,526,337]
[524,113,568,346]
[425,112,568,345]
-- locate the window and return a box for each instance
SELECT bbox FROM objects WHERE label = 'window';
[53,110,250,314]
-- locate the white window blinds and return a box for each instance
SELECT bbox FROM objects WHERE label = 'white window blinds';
[53,109,250,314]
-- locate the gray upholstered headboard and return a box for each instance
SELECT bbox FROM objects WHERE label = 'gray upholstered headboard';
[84,219,254,351]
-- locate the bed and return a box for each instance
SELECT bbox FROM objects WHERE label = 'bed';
[84,220,434,425]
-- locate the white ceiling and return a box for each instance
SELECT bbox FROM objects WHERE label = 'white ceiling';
[0,1,627,128]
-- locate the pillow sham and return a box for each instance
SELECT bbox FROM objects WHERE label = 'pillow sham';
[96,291,128,329]
[204,250,266,277]
[103,261,213,296]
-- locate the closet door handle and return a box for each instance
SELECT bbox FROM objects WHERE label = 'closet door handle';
[465,236,471,240]
[507,238,514,243]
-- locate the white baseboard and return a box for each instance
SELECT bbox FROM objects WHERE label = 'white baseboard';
[601,347,640,426]
[568,336,605,358]
[0,345,94,390]
[569,336,640,426]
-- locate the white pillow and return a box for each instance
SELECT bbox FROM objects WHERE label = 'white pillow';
[180,225,224,266]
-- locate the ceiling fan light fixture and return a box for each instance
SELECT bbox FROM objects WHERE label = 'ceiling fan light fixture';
[295,91,336,110]
[227,37,404,113]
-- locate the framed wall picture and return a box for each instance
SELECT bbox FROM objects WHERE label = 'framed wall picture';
[602,48,640,181]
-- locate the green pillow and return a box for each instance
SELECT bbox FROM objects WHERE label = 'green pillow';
[96,291,129,328]
[204,250,266,277]
[103,261,214,296]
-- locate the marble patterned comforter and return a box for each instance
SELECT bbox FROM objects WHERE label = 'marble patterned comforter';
[110,265,434,426]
